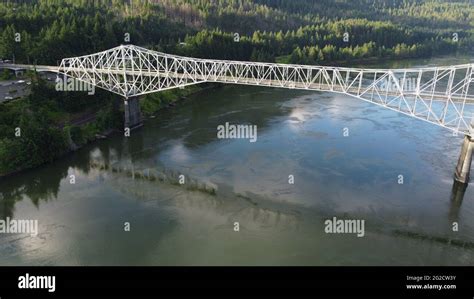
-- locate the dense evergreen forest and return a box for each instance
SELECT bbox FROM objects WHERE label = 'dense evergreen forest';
[0,0,473,176]
[0,0,473,65]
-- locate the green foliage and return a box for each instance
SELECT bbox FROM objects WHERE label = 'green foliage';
[0,0,472,66]
[140,93,163,116]
[140,85,201,116]
[0,113,68,175]
[95,104,122,131]
[165,1,472,63]
[140,90,177,116]
[81,123,100,142]
[0,69,12,80]
[69,126,85,145]
[0,71,122,175]
[0,0,190,64]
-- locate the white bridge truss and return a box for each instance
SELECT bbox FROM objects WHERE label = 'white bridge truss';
[58,45,474,136]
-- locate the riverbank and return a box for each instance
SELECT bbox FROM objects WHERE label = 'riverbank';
[0,82,217,179]
[140,83,219,118]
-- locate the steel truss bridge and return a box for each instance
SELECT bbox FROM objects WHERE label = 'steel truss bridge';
[2,44,474,182]
[3,44,473,136]
[54,44,474,137]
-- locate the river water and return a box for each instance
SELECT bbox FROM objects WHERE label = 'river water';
[1,56,474,266]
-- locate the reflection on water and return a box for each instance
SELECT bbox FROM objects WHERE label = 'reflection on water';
[1,57,474,266]
[449,181,468,223]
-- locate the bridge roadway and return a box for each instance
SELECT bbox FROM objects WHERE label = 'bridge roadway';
[1,63,472,103]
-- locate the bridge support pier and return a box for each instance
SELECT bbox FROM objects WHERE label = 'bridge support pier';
[454,135,474,184]
[448,180,467,223]
[124,96,143,130]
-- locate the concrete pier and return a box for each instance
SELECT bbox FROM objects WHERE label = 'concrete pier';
[454,135,474,184]
[124,96,143,130]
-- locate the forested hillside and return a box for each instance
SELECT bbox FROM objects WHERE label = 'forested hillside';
[0,0,472,65]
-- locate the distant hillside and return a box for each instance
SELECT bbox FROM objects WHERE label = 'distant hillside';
[0,0,472,64]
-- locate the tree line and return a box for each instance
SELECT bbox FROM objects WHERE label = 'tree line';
[0,0,472,65]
